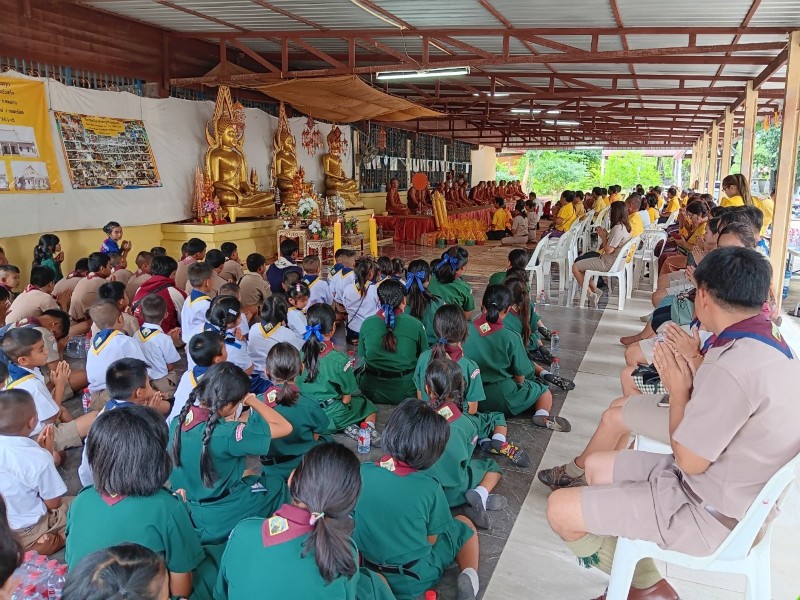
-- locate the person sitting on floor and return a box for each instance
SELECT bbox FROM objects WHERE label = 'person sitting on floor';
[501,201,530,246]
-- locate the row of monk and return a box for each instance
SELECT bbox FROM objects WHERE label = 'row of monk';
[387,178,528,216]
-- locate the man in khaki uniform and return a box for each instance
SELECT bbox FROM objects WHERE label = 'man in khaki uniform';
[220,242,244,283]
[174,238,206,291]
[69,253,111,324]
[124,251,153,303]
[238,253,270,323]
[6,267,59,325]
[184,249,227,298]
[51,258,88,312]
[547,247,800,600]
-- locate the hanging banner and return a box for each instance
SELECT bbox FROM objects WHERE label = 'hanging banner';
[0,77,63,193]
[54,111,161,189]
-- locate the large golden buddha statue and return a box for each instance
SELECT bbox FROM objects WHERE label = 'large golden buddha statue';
[205,86,275,223]
[322,125,361,208]
[273,103,301,210]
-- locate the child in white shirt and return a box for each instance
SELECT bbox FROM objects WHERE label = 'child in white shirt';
[135,295,181,398]
[248,295,303,375]
[341,257,380,345]
[180,262,214,348]
[286,280,310,337]
[302,254,333,307]
[167,332,227,425]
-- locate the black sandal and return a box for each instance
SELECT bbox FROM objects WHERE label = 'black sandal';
[541,372,575,391]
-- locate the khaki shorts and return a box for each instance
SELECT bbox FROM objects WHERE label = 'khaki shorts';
[620,394,670,444]
[54,420,82,451]
[15,497,74,550]
[90,389,110,412]
[151,371,181,399]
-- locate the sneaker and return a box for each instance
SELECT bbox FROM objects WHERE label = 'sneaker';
[531,414,572,432]
[486,494,508,511]
[367,425,382,448]
[589,289,604,308]
[456,571,477,600]
[537,325,554,340]
[491,440,531,468]
[541,372,576,391]
[537,463,587,490]
[342,424,360,442]
[463,489,490,529]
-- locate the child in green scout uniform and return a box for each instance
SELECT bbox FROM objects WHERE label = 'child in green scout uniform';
[423,358,506,530]
[168,362,293,545]
[354,399,480,600]
[216,443,395,600]
[462,285,572,432]
[503,277,575,391]
[425,246,475,314]
[413,304,530,468]
[65,405,218,600]
[403,259,444,346]
[298,304,381,445]
[357,279,428,405]
[487,248,529,286]
[259,343,330,481]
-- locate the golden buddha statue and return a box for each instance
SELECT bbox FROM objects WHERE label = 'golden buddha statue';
[204,86,275,223]
[273,103,301,210]
[322,125,361,208]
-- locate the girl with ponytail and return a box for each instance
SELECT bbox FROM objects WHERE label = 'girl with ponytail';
[297,304,381,446]
[462,285,571,432]
[248,294,304,375]
[721,173,753,207]
[403,258,444,346]
[341,257,380,345]
[168,362,293,545]
[216,443,395,600]
[260,343,331,481]
[32,233,64,282]
[356,279,428,405]
[426,245,475,314]
[414,304,531,468]
[423,359,506,529]
[286,280,311,337]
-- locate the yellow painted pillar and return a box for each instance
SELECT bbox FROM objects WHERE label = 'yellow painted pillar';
[740,81,759,181]
[690,140,698,188]
[709,120,720,195]
[718,107,734,202]
[769,31,800,308]
[698,132,709,194]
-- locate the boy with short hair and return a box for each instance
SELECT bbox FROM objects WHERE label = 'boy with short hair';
[166,331,227,425]
[330,248,357,320]
[180,262,214,347]
[174,237,207,291]
[239,253,270,322]
[266,239,303,294]
[136,294,181,398]
[2,328,96,454]
[107,253,133,288]
[86,300,146,410]
[0,388,73,553]
[132,255,185,333]
[150,246,167,256]
[220,242,244,283]
[125,251,153,303]
[186,248,227,296]
[0,264,21,295]
[94,281,139,337]
[52,257,88,311]
[302,254,332,307]
[6,266,59,324]
[69,252,111,324]
[78,357,168,487]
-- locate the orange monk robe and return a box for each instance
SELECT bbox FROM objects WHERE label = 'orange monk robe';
[386,183,409,215]
[407,188,422,214]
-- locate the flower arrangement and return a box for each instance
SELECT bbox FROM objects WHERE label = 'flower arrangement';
[308,220,322,234]
[297,196,319,219]
[345,216,359,233]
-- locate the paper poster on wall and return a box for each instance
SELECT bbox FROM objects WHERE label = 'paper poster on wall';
[0,77,63,193]
[55,112,161,189]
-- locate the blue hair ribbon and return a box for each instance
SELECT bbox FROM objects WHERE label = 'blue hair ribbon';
[405,270,426,292]
[438,337,447,345]
[303,323,325,342]
[382,303,396,329]
[437,255,459,271]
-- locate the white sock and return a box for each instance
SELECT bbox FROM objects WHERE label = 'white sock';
[540,369,550,376]
[473,485,489,508]
[462,567,479,595]
[535,409,550,417]
[491,433,506,444]
[366,421,376,430]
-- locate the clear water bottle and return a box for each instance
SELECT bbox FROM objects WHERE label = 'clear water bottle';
[46,565,68,599]
[83,332,92,354]
[81,388,92,414]
[783,266,791,300]
[357,422,371,454]
[539,289,548,305]
[551,358,560,377]
[550,330,560,353]
[64,336,86,359]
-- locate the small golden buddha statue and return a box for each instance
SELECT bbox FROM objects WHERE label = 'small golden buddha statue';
[273,103,301,210]
[322,125,361,208]
[205,86,275,223]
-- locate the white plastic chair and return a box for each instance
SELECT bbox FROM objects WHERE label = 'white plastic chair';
[579,210,596,254]
[576,236,640,310]
[541,227,581,293]
[657,210,679,229]
[606,451,800,600]
[632,229,668,293]
[525,231,553,297]
[591,207,611,251]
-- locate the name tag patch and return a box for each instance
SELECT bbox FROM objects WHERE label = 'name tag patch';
[235,423,245,442]
[267,515,289,536]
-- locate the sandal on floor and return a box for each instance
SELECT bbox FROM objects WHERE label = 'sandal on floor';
[531,414,572,432]
[541,372,575,391]
[537,325,554,340]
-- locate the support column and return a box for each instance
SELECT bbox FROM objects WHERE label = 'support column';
[690,140,698,188]
[709,120,720,195]
[718,107,734,201]
[769,31,800,309]
[698,132,709,194]
[740,81,759,181]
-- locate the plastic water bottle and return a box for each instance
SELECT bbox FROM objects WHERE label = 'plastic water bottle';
[551,358,560,377]
[550,330,560,354]
[83,332,92,354]
[81,388,92,414]
[539,289,548,305]
[783,266,791,300]
[357,422,371,454]
[46,564,68,599]
[425,592,438,600]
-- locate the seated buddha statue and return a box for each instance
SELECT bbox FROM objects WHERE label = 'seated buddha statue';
[323,126,360,208]
[275,134,300,208]
[205,90,275,223]
[385,178,409,215]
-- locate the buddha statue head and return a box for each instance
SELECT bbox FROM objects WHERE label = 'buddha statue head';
[215,116,239,149]
[327,126,342,156]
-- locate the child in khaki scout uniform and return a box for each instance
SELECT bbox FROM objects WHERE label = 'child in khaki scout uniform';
[124,251,152,303]
[167,332,227,425]
[259,343,330,481]
[219,242,244,283]
[238,253,271,324]
[422,359,506,530]
[414,304,530,468]
[216,443,396,600]
[174,238,206,292]
[135,294,182,399]
[66,405,218,600]
[426,246,474,314]
[52,257,88,311]
[0,389,72,554]
[403,259,444,346]
[6,266,59,325]
[357,279,428,405]
[354,399,481,600]
[297,304,380,444]
[169,362,293,546]
[69,252,111,325]
[462,285,571,432]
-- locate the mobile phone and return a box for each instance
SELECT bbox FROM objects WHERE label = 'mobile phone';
[687,252,697,268]
[657,394,670,408]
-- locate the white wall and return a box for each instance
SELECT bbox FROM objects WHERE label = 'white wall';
[470,145,497,186]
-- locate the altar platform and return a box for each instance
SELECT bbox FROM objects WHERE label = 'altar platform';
[375,205,493,244]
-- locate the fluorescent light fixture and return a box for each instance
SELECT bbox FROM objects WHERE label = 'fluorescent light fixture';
[350,0,407,29]
[472,92,511,97]
[510,108,543,114]
[544,119,580,127]
[376,67,470,80]
[546,109,561,115]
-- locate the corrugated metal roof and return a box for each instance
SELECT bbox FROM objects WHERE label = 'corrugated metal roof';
[490,0,617,27]
[375,0,494,28]
[615,0,754,27]
[749,0,800,26]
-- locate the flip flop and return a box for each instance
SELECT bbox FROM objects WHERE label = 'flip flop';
[531,414,572,432]
[541,372,576,391]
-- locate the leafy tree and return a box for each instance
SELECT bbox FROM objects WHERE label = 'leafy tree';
[592,151,662,190]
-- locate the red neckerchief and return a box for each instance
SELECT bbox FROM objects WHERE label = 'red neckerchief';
[67,271,84,279]
[100,492,126,507]
[87,272,105,280]
[319,340,336,357]
[375,455,417,477]
[435,402,463,423]
[133,269,144,277]
[24,284,40,293]
[444,343,464,362]
[264,384,299,406]
[181,405,211,431]
[376,308,403,319]
[262,504,314,547]
[473,314,504,336]
[707,314,794,359]
[14,317,41,328]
